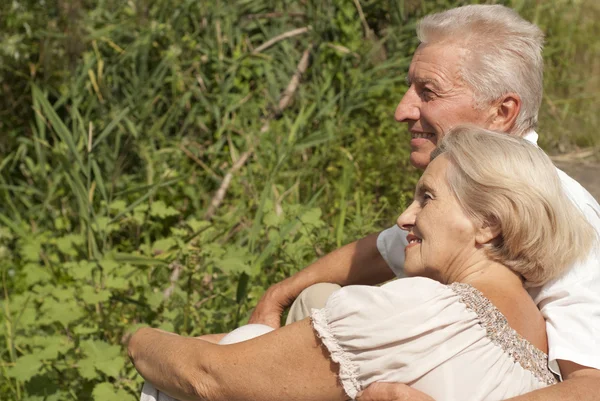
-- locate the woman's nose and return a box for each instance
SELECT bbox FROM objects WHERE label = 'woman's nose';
[397,202,418,231]
[394,87,420,123]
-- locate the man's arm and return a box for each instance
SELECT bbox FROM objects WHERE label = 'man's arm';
[505,362,600,401]
[358,361,600,401]
[249,232,396,327]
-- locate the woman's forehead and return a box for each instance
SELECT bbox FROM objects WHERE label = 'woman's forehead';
[418,156,450,191]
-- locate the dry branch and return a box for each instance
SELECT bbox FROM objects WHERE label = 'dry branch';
[352,0,372,38]
[163,262,183,299]
[245,12,306,20]
[252,26,311,54]
[325,43,360,59]
[179,144,221,182]
[204,151,253,220]
[551,148,596,162]
[203,44,313,220]
[277,44,313,112]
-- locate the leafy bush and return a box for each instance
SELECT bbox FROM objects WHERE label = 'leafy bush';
[0,0,598,400]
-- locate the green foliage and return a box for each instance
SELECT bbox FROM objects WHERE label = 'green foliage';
[0,0,598,399]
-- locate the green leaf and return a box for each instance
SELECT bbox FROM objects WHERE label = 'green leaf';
[150,200,179,218]
[73,325,99,335]
[108,199,127,214]
[36,336,72,359]
[39,298,84,327]
[79,340,126,379]
[99,258,119,274]
[216,246,251,274]
[81,339,121,359]
[7,353,43,381]
[146,291,164,311]
[93,216,120,233]
[77,357,98,380]
[187,218,211,232]
[170,227,188,237]
[92,159,109,203]
[92,107,130,150]
[236,272,249,303]
[263,210,284,227]
[105,275,128,290]
[55,234,85,256]
[92,382,131,401]
[24,263,52,286]
[152,237,177,253]
[32,85,85,171]
[20,239,42,262]
[70,260,96,280]
[299,207,324,227]
[95,356,126,378]
[81,285,112,304]
[158,321,175,332]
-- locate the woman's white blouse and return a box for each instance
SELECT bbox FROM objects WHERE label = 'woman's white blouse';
[311,277,556,401]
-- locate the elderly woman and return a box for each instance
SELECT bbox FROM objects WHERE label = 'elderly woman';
[128,126,596,401]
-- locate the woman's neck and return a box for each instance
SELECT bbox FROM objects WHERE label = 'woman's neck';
[444,258,524,289]
[441,258,548,354]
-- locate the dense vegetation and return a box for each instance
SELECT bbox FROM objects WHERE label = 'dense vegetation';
[1,0,598,399]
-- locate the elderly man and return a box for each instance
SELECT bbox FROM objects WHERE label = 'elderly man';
[249,4,600,401]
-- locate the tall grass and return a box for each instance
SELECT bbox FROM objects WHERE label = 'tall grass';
[0,0,598,399]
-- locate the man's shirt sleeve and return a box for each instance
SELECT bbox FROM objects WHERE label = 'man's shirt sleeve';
[530,169,600,376]
[376,225,408,278]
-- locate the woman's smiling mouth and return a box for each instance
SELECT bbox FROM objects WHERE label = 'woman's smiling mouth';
[406,234,423,249]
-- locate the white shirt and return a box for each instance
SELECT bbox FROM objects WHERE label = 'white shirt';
[376,131,600,376]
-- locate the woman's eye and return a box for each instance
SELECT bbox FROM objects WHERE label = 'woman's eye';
[422,192,433,204]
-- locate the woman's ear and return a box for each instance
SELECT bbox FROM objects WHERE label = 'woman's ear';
[487,93,521,133]
[475,218,502,245]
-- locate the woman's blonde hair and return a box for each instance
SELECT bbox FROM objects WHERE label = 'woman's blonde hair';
[433,126,597,286]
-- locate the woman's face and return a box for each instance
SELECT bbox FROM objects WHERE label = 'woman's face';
[396,155,482,282]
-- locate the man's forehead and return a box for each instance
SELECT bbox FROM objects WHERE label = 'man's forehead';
[405,75,440,86]
[407,43,465,85]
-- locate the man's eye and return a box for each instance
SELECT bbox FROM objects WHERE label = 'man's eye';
[421,88,435,99]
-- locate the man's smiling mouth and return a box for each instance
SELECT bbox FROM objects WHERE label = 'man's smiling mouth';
[411,132,435,140]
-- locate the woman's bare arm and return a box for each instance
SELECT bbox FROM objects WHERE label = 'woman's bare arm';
[195,333,226,344]
[128,319,347,401]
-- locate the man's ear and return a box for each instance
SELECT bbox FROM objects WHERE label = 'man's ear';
[475,218,502,245]
[487,93,521,133]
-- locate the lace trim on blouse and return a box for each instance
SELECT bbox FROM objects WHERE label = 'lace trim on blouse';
[311,308,362,398]
[449,282,558,386]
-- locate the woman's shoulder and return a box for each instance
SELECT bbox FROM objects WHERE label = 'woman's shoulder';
[330,277,450,307]
[322,277,465,325]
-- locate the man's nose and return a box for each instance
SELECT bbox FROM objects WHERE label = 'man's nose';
[394,87,420,123]
[396,202,418,231]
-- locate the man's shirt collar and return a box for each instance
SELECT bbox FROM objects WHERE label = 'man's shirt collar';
[523,130,539,145]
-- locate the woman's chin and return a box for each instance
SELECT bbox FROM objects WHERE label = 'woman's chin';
[403,265,422,277]
[403,264,438,280]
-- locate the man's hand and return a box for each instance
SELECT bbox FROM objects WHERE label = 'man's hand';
[248,286,289,328]
[357,383,434,401]
[249,232,392,329]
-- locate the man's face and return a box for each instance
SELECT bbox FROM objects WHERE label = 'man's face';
[395,43,495,169]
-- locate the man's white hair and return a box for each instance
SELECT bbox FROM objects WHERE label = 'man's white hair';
[417,5,544,136]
